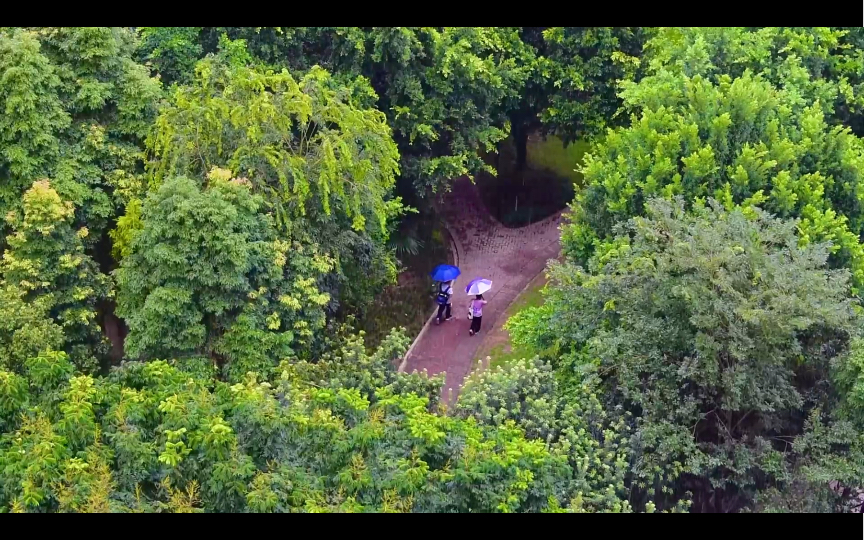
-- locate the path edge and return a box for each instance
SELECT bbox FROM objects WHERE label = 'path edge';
[398,221,463,373]
[470,263,551,376]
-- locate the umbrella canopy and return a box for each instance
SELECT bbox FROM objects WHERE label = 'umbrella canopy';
[430,264,461,282]
[465,278,492,295]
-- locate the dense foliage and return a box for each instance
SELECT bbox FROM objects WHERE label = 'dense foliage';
[565,61,864,289]
[1,181,109,373]
[140,27,534,194]
[507,27,645,170]
[642,27,864,134]
[516,199,864,512]
[0,329,581,512]
[0,27,160,249]
[4,26,864,513]
[458,357,642,513]
[136,46,402,317]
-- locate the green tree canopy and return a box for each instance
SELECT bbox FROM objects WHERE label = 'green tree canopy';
[141,27,534,194]
[565,68,864,289]
[641,27,864,134]
[0,329,577,513]
[516,198,864,512]
[115,172,333,381]
[0,27,161,248]
[1,181,109,372]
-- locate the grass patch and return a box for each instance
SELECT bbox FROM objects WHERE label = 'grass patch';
[475,271,547,370]
[476,133,588,228]
[527,135,589,186]
[505,274,547,314]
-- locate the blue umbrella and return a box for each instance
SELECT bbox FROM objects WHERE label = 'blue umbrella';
[430,264,461,282]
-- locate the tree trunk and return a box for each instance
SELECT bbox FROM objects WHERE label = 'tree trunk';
[99,300,127,363]
[514,123,529,172]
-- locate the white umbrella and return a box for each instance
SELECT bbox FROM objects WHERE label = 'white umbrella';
[465,278,492,295]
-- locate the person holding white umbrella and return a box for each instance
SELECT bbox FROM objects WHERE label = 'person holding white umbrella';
[465,278,491,336]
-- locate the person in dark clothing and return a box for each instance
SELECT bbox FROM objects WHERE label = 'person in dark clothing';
[468,294,487,336]
[435,280,453,324]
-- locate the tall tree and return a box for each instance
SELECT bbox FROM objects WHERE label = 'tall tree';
[564,68,864,290]
[1,181,109,372]
[507,27,645,171]
[516,198,864,512]
[141,27,534,194]
[135,43,402,318]
[115,172,333,381]
[0,27,161,251]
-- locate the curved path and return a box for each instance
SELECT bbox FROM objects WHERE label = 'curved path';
[400,177,562,402]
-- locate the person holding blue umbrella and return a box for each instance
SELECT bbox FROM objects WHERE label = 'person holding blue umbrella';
[430,264,460,325]
[465,278,492,336]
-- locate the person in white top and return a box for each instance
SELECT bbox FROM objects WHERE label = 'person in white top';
[435,281,454,324]
[468,294,487,336]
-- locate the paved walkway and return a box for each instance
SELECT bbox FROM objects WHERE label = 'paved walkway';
[401,177,562,402]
